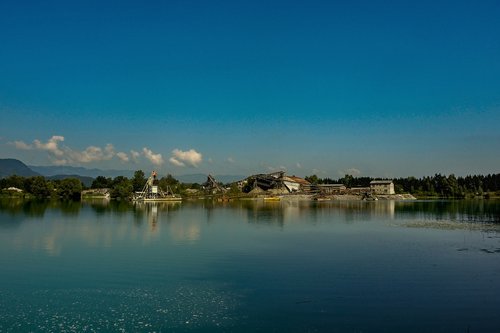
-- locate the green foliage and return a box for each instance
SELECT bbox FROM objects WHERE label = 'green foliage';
[3,172,500,200]
[158,174,180,192]
[56,178,83,200]
[2,175,25,190]
[110,176,133,199]
[304,173,500,198]
[189,183,202,190]
[24,176,52,198]
[305,175,319,184]
[91,176,112,189]
[132,170,146,192]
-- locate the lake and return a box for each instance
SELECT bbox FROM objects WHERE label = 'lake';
[1,199,499,332]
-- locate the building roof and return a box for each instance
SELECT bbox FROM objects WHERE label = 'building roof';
[370,180,393,185]
[283,176,310,185]
[317,184,346,188]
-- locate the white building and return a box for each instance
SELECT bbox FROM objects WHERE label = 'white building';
[370,180,395,195]
[317,184,347,194]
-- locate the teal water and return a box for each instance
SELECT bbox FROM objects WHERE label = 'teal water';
[1,199,499,332]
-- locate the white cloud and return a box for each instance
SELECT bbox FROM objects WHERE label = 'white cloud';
[130,150,140,162]
[33,135,65,156]
[169,157,185,167]
[104,143,115,156]
[10,135,137,165]
[227,157,235,164]
[296,162,302,169]
[116,152,129,162]
[169,148,202,167]
[338,168,361,176]
[143,147,164,165]
[13,141,33,150]
[312,168,327,175]
[52,159,68,166]
[267,165,287,172]
[68,144,115,163]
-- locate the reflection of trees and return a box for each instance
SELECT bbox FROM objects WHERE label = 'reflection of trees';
[86,199,110,216]
[394,200,500,223]
[0,198,28,215]
[243,201,285,227]
[59,200,81,216]
[85,200,134,215]
[306,200,397,223]
[0,198,50,218]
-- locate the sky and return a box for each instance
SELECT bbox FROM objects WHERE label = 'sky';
[1,0,499,178]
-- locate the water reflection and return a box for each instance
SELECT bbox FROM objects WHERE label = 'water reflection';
[132,201,182,234]
[1,199,499,256]
[1,199,500,332]
[2,199,500,226]
[394,200,500,224]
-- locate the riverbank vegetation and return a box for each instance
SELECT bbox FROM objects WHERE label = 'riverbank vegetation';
[1,171,499,200]
[0,171,199,200]
[306,173,500,199]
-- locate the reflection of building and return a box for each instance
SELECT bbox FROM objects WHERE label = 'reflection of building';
[370,180,395,195]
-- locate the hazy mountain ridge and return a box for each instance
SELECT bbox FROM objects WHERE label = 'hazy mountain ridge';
[0,159,41,178]
[1,159,245,184]
[31,166,244,184]
[30,165,135,178]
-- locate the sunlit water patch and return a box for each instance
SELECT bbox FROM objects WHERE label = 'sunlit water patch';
[0,283,242,332]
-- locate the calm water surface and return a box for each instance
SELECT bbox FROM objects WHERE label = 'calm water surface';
[1,199,499,332]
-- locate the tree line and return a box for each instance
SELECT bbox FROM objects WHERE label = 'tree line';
[305,173,500,198]
[2,171,500,200]
[0,175,83,200]
[0,170,199,200]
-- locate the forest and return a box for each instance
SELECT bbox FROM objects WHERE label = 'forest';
[306,173,500,198]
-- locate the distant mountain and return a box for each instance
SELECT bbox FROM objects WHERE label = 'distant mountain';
[2,161,246,184]
[30,166,245,184]
[176,173,246,184]
[30,165,134,178]
[214,174,247,184]
[175,173,209,184]
[0,159,41,178]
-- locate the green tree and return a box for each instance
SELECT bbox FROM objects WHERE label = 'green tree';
[4,175,25,190]
[91,176,112,189]
[158,174,179,192]
[341,174,354,188]
[110,176,133,199]
[57,178,83,200]
[305,175,319,184]
[25,176,51,198]
[132,170,146,192]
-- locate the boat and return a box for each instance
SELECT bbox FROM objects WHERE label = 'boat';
[263,196,281,202]
[132,171,182,202]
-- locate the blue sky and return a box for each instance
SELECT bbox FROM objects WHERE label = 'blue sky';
[1,0,499,178]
